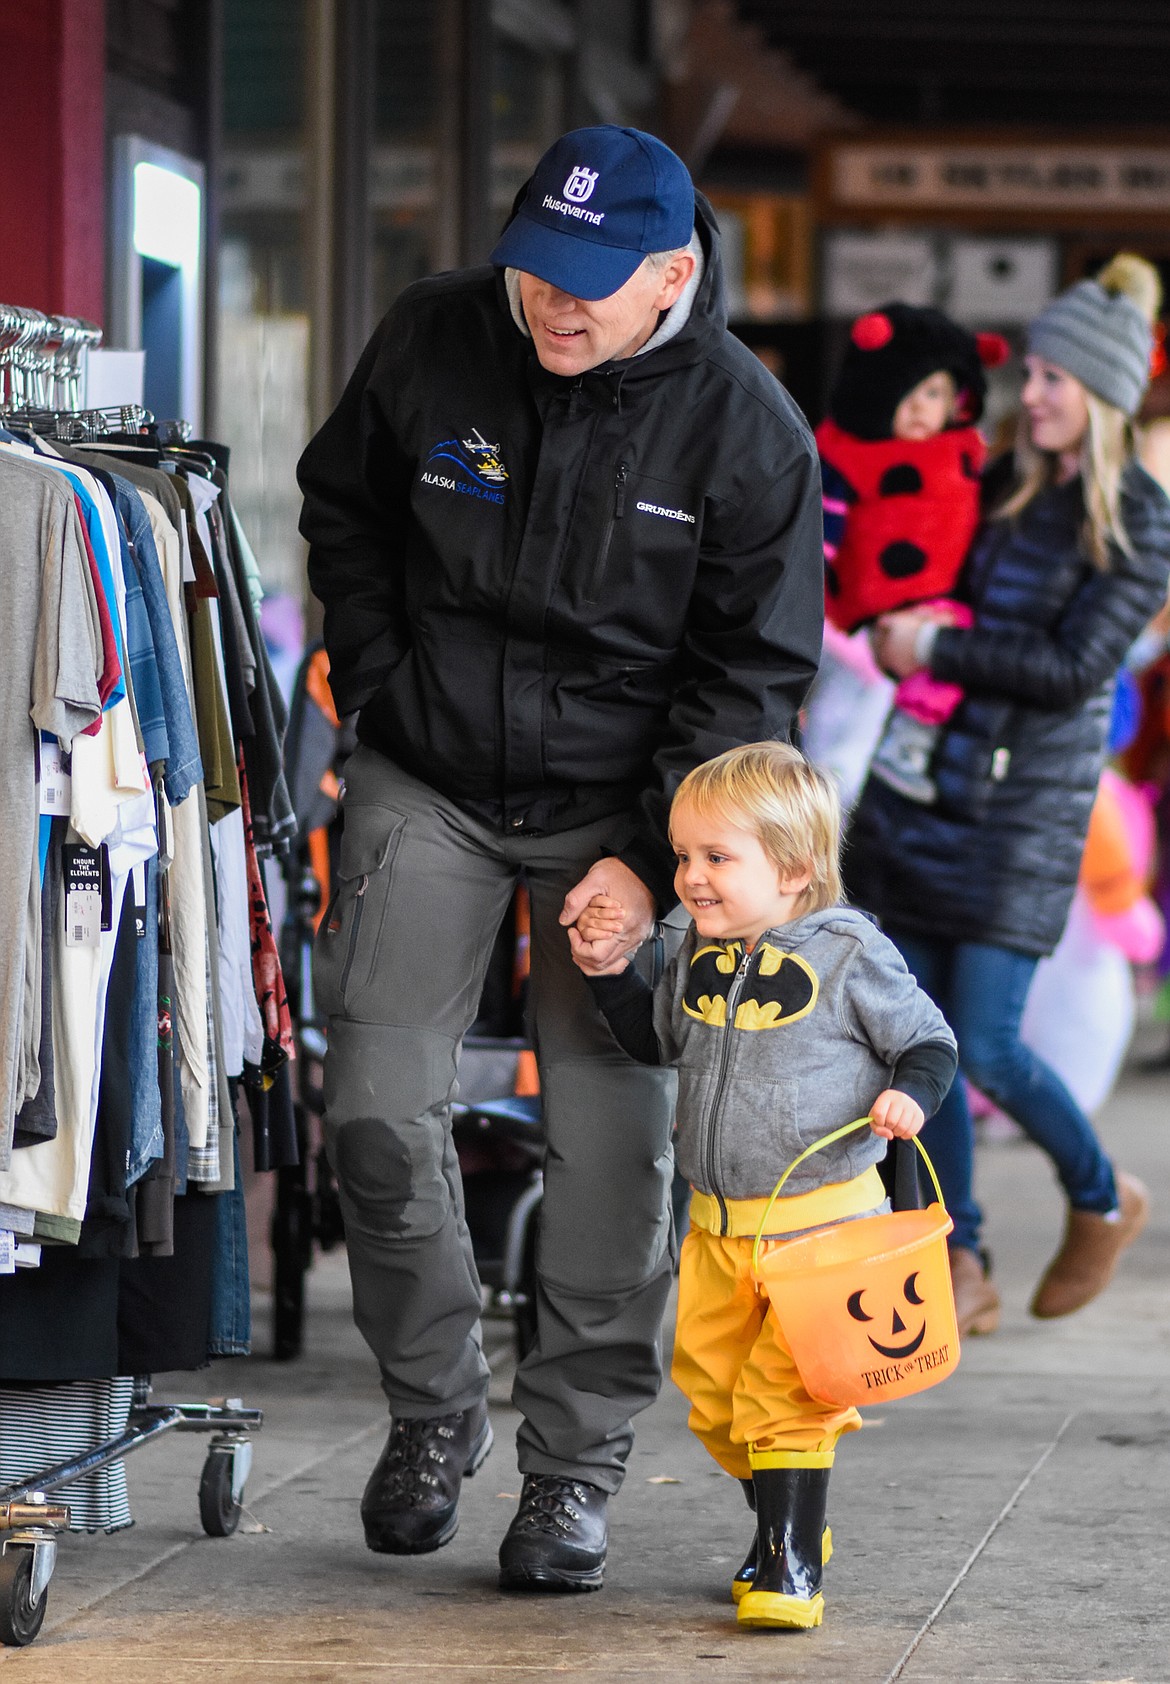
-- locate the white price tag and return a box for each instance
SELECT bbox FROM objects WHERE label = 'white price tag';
[0,1231,14,1275]
[66,888,102,948]
[39,739,71,816]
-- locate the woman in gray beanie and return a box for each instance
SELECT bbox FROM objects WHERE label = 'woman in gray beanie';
[843,253,1170,1335]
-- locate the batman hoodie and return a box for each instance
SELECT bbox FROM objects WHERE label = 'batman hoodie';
[591,905,956,1228]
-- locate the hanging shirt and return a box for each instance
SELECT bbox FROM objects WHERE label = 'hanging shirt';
[105,473,203,803]
[139,490,211,1153]
[0,867,129,1228]
[0,455,102,1170]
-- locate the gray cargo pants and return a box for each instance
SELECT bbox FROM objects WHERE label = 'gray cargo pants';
[313,747,677,1492]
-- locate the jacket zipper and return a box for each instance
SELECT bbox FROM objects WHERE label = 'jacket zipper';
[585,460,628,600]
[704,946,753,1236]
[338,873,370,998]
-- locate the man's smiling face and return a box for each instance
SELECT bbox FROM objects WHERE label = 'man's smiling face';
[518,252,695,378]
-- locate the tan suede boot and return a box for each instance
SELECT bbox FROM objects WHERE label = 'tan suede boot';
[949,1246,1001,1336]
[1030,1173,1149,1319]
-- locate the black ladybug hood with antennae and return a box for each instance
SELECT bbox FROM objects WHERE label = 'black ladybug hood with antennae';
[830,303,1008,440]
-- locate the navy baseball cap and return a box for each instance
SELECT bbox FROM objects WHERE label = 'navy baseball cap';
[490,126,695,302]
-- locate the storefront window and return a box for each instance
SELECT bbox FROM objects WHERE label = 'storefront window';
[492,30,567,221]
[218,0,309,609]
[371,2,444,318]
[215,0,643,618]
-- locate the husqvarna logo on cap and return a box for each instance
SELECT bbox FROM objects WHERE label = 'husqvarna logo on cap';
[563,166,599,203]
[489,124,695,303]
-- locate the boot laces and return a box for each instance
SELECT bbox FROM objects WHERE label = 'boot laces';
[514,1474,590,1535]
[376,1415,460,1501]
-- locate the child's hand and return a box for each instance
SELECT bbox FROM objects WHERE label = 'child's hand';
[574,894,625,944]
[567,895,633,976]
[869,1089,925,1140]
[871,613,930,679]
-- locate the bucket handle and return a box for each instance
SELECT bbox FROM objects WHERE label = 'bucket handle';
[751,1118,947,1272]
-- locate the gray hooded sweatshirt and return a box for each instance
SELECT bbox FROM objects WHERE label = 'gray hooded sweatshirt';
[593,905,956,1226]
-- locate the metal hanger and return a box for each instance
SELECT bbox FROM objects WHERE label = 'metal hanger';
[0,308,100,408]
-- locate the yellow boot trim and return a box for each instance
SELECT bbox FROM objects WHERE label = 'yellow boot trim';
[738,1588,824,1629]
[748,1449,835,1470]
[731,1527,831,1604]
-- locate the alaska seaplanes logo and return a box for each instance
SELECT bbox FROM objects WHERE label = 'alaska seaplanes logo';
[543,165,605,227]
[420,428,508,506]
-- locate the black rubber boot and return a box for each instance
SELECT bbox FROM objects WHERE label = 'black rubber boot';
[737,1458,832,1629]
[731,1478,757,1602]
[731,1475,832,1604]
[361,1397,492,1555]
[498,1474,608,1592]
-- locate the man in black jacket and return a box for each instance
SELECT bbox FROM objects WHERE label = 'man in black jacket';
[298,125,823,1592]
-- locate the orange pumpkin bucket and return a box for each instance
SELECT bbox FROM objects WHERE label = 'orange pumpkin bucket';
[752,1119,960,1407]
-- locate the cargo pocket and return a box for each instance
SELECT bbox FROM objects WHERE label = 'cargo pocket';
[312,801,406,1020]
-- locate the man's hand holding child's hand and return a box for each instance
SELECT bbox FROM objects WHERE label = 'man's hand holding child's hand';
[574,894,625,944]
[562,858,654,976]
[566,892,636,976]
[869,1089,925,1140]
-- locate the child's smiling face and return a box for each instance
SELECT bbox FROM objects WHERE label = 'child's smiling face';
[892,369,958,441]
[670,799,811,952]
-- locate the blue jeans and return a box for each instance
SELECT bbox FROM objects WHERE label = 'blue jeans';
[209,1122,251,1358]
[888,931,1118,1255]
[126,857,164,1186]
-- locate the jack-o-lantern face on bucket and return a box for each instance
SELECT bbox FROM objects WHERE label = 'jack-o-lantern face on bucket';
[755,1195,958,1406]
[846,1272,927,1359]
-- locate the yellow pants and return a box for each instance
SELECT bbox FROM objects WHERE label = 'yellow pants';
[672,1212,870,1480]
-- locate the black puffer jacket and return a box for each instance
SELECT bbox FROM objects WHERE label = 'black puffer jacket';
[297,194,823,907]
[845,460,1170,955]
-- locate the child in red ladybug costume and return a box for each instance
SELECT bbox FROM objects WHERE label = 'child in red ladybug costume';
[817,306,1008,801]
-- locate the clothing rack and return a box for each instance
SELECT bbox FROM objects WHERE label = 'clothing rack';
[0,301,276,1649]
[0,304,158,442]
[0,307,102,412]
[1,403,155,441]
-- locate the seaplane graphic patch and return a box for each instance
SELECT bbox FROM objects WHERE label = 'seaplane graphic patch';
[420,428,509,505]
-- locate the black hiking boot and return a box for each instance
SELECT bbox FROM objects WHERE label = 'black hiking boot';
[498,1473,608,1592]
[361,1398,492,1555]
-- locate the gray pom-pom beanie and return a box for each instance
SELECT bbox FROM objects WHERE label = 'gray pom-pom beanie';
[1027,279,1153,416]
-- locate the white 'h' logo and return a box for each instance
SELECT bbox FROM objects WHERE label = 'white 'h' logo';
[563,166,599,203]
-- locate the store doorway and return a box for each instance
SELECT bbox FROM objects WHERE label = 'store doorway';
[109,138,206,430]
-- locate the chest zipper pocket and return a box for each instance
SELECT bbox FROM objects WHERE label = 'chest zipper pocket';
[585,460,627,603]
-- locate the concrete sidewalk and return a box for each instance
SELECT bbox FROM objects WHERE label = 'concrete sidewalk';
[1,1055,1167,1682]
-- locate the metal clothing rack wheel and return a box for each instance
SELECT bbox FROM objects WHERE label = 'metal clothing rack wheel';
[0,1381,263,1648]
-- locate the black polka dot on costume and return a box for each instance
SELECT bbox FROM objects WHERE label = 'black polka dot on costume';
[879,540,928,579]
[960,450,980,480]
[825,561,840,597]
[878,463,923,496]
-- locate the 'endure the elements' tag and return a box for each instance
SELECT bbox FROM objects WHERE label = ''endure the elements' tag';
[63,844,107,947]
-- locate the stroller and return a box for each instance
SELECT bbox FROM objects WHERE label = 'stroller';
[272,646,545,1362]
